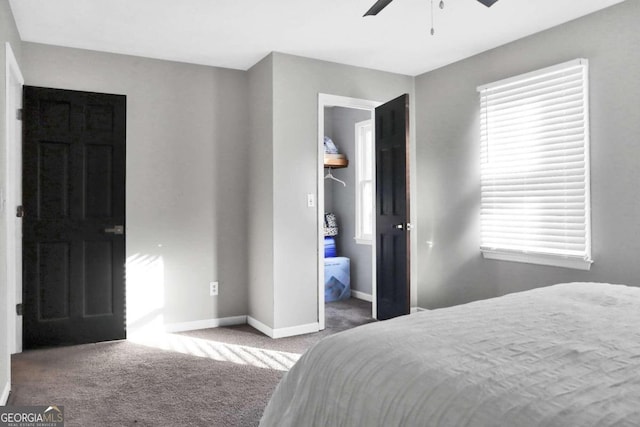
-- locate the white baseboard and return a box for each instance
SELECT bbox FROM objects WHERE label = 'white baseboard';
[351,290,372,302]
[247,317,320,339]
[163,313,327,339]
[1,381,10,406]
[273,322,319,339]
[247,316,274,338]
[164,315,247,333]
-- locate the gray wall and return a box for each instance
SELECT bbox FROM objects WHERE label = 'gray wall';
[271,52,414,329]
[0,0,22,403]
[20,42,250,331]
[247,54,275,328]
[324,107,373,295]
[415,1,640,309]
[14,45,416,339]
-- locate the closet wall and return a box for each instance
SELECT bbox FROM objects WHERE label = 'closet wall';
[324,106,372,296]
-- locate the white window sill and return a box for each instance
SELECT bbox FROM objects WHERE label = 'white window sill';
[482,249,592,271]
[354,237,372,245]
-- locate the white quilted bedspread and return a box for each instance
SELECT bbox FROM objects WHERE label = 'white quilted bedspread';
[260,283,640,427]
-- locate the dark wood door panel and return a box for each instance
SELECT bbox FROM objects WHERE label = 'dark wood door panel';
[23,86,126,349]
[376,94,410,321]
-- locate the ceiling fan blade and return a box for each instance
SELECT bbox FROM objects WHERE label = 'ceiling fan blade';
[477,0,499,6]
[364,0,394,16]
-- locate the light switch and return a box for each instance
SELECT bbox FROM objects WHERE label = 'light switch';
[307,194,315,208]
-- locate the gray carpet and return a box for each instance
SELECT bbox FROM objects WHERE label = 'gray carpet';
[8,298,374,427]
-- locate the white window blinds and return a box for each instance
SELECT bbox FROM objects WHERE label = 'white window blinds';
[478,59,592,270]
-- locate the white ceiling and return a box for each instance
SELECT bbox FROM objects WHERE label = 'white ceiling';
[9,0,625,76]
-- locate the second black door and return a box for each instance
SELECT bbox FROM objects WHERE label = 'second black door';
[375,94,410,320]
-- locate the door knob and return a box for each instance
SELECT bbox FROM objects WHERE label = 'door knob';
[104,225,124,235]
[393,224,404,230]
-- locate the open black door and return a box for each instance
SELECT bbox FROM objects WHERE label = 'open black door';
[375,94,410,320]
[22,86,126,348]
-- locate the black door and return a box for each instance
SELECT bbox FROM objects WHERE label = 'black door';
[376,94,410,320]
[23,86,126,348]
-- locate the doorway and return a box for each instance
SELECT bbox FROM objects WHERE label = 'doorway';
[5,42,24,357]
[317,95,381,330]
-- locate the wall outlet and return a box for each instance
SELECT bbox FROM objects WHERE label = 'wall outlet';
[210,281,219,296]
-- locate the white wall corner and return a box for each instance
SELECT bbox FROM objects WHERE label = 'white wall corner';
[351,290,373,302]
[164,315,247,334]
[1,381,10,406]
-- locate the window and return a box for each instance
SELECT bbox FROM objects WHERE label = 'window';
[478,59,592,270]
[355,120,374,244]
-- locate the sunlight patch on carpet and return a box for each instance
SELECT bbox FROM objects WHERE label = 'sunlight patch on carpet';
[129,333,300,371]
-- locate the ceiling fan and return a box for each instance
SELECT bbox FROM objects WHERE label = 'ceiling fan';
[364,0,499,16]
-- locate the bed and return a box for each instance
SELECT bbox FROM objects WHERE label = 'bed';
[260,282,640,426]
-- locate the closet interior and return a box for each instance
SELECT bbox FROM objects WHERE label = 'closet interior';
[322,106,373,319]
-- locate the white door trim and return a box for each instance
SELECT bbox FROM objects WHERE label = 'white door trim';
[317,94,381,330]
[5,42,24,356]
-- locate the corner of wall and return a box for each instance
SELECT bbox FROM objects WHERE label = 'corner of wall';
[247,53,276,330]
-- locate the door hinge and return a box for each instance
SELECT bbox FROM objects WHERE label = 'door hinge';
[16,205,24,218]
[16,303,23,316]
[16,108,23,121]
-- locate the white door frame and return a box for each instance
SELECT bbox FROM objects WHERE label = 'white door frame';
[317,94,381,330]
[5,42,24,355]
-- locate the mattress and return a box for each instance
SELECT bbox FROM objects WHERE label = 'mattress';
[324,257,350,302]
[260,282,640,427]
